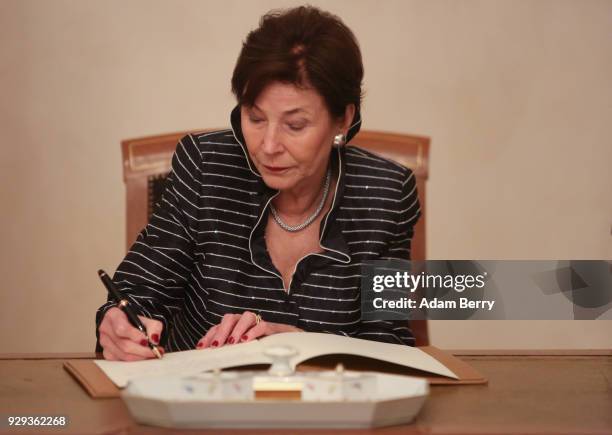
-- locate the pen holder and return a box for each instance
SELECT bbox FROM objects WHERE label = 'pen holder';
[263,345,298,377]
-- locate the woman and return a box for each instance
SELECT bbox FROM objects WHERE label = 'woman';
[96,6,421,361]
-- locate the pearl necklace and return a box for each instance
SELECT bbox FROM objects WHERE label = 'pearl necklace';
[269,167,332,232]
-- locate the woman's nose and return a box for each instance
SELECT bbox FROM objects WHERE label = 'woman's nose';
[261,126,283,154]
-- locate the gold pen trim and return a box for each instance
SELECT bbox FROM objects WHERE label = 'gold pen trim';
[151,344,163,359]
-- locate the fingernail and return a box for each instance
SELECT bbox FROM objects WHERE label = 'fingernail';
[228,336,235,344]
[159,347,165,355]
[140,339,148,347]
[211,340,219,347]
[196,342,203,348]
[240,334,248,342]
[151,333,160,344]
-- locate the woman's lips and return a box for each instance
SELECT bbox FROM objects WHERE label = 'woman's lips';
[263,165,290,173]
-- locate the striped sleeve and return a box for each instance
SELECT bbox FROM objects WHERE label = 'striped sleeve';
[95,134,201,350]
[353,167,421,346]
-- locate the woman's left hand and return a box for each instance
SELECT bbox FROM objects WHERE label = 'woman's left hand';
[196,311,302,349]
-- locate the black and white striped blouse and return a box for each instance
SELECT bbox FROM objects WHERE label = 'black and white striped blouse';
[95,107,421,352]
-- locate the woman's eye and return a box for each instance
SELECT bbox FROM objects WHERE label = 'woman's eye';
[249,117,263,124]
[287,123,305,132]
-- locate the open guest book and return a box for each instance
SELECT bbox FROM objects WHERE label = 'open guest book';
[66,332,487,398]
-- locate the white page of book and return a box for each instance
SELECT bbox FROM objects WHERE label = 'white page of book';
[95,332,458,388]
[261,332,458,379]
[95,340,268,387]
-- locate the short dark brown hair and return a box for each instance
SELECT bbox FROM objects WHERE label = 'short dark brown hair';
[231,6,363,118]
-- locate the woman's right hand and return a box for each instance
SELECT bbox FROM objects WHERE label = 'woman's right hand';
[98,307,164,361]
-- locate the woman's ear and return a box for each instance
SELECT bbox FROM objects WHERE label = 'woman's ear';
[340,104,356,134]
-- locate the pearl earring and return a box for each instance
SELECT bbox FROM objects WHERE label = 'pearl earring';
[333,133,346,147]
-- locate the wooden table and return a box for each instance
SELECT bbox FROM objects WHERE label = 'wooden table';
[1,351,611,434]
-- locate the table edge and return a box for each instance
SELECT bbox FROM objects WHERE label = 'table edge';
[1,349,610,360]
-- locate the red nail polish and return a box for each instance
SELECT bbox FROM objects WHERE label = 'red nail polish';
[196,342,203,348]
[159,347,165,355]
[241,335,248,342]
[228,336,235,344]
[211,340,219,347]
[140,339,148,347]
[151,333,159,344]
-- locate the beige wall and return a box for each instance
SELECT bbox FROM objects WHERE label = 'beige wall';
[1,0,610,353]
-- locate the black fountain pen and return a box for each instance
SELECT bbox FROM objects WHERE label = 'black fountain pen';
[98,270,163,359]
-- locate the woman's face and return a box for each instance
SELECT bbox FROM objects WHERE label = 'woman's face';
[241,82,352,193]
